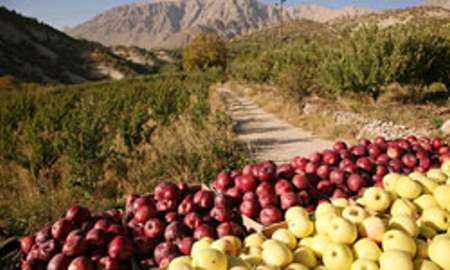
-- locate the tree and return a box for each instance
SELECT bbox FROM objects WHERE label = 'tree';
[183,33,227,72]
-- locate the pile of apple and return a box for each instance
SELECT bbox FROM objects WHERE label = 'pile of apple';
[18,207,134,270]
[125,182,247,268]
[169,160,450,270]
[210,136,449,226]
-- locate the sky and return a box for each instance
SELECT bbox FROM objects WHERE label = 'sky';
[0,0,424,29]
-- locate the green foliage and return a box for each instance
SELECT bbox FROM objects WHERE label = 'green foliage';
[184,33,228,72]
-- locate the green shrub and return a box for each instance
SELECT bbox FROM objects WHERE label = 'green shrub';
[184,33,227,72]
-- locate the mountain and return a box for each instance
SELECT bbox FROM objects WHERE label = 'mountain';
[0,7,166,84]
[66,0,370,50]
[423,0,450,9]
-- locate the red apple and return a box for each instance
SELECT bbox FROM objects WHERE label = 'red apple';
[305,162,319,174]
[257,165,275,182]
[368,144,381,157]
[225,187,242,201]
[164,221,188,241]
[347,174,365,193]
[68,257,94,270]
[156,199,177,212]
[183,212,202,230]
[277,164,294,179]
[402,154,417,168]
[317,180,335,196]
[236,175,258,192]
[215,171,232,190]
[323,151,339,166]
[97,257,120,270]
[154,242,178,266]
[86,228,107,247]
[134,236,154,256]
[329,169,346,185]
[106,224,127,237]
[387,145,403,159]
[356,157,373,172]
[275,179,293,195]
[21,258,46,270]
[66,206,91,225]
[38,239,60,261]
[375,165,388,177]
[332,188,348,199]
[243,191,257,202]
[374,136,387,145]
[165,212,178,223]
[333,141,347,151]
[144,218,165,238]
[259,206,283,225]
[176,237,194,255]
[242,165,254,176]
[20,236,34,254]
[131,197,147,213]
[317,165,331,180]
[308,152,322,163]
[216,222,233,237]
[193,190,214,209]
[292,173,310,190]
[177,194,194,215]
[134,205,156,223]
[256,182,275,196]
[291,156,309,170]
[239,200,260,218]
[155,182,180,201]
[108,236,133,261]
[376,154,390,165]
[94,219,111,231]
[389,158,402,172]
[352,145,368,157]
[258,193,279,208]
[62,235,88,257]
[193,224,216,240]
[47,254,71,270]
[210,207,232,223]
[360,139,371,146]
[280,192,300,210]
[52,219,73,241]
[214,193,232,208]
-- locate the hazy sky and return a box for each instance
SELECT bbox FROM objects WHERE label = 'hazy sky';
[0,0,423,29]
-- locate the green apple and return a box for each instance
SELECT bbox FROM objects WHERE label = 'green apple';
[414,259,442,270]
[390,198,418,218]
[285,206,309,222]
[328,216,357,244]
[168,256,193,270]
[351,259,379,270]
[442,160,450,176]
[359,216,386,243]
[427,169,448,184]
[316,202,340,218]
[272,228,297,250]
[288,214,314,239]
[415,239,429,259]
[379,250,413,270]
[363,187,392,212]
[342,205,368,224]
[421,207,450,231]
[311,234,332,257]
[383,173,401,193]
[395,176,423,199]
[293,246,318,268]
[434,185,450,212]
[315,214,337,235]
[388,215,419,237]
[414,194,439,211]
[428,235,450,270]
[284,263,309,270]
[382,229,416,257]
[323,243,353,270]
[353,238,381,261]
[244,233,266,248]
[262,240,293,267]
[192,248,228,270]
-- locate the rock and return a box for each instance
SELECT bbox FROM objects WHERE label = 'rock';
[441,120,450,135]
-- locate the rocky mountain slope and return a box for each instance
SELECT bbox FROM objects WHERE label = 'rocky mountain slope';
[423,0,450,9]
[66,0,370,49]
[0,7,167,84]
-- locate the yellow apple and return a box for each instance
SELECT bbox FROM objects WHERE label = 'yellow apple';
[211,238,238,256]
[192,248,228,270]
[415,239,429,259]
[379,250,413,270]
[434,185,450,211]
[311,234,332,257]
[240,246,262,266]
[428,235,450,270]
[442,160,450,176]
[342,205,368,224]
[288,214,314,238]
[228,256,250,269]
[414,259,442,270]
[255,266,280,270]
[315,214,337,235]
[192,237,214,258]
[314,266,329,270]
[262,240,293,267]
[359,216,386,242]
[272,229,297,250]
[222,236,242,254]
[427,169,448,184]
[391,198,418,218]
[299,237,314,249]
[293,246,318,268]
[414,194,439,211]
[418,220,438,239]
[353,238,381,261]
[421,207,450,231]
[323,243,353,270]
[316,202,340,218]
[332,198,350,209]
[351,259,379,270]
[284,263,309,270]
[363,187,392,212]
[388,215,419,237]
[328,216,357,244]
[382,229,416,257]
[383,173,401,193]
[414,176,439,194]
[285,206,309,222]
[395,176,423,199]
[168,256,193,270]
[244,233,266,248]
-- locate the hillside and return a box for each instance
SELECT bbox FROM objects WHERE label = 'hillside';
[0,7,169,84]
[66,0,370,49]
[424,0,450,9]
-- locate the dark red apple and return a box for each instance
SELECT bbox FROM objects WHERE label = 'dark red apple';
[308,152,322,163]
[86,228,107,247]
[38,239,60,261]
[259,206,283,225]
[154,242,178,266]
[387,145,403,159]
[155,182,180,201]
[356,157,374,172]
[368,144,381,157]
[215,171,232,190]
[47,254,71,270]
[106,224,127,237]
[52,218,73,241]
[134,205,156,223]
[280,192,300,210]
[134,236,154,256]
[323,151,339,166]
[183,212,202,230]
[298,190,311,205]
[225,187,242,201]
[21,258,46,270]
[177,194,194,215]
[239,200,260,218]
[68,257,94,270]
[242,164,254,176]
[216,222,233,237]
[164,221,187,241]
[176,237,194,255]
[210,207,232,223]
[333,141,347,151]
[401,153,417,168]
[258,193,279,208]
[305,162,319,174]
[347,174,365,193]
[243,191,257,202]
[275,179,293,195]
[66,206,91,225]
[292,173,310,190]
[131,197,147,213]
[97,256,120,270]
[277,164,294,179]
[376,154,390,165]
[329,169,346,185]
[352,145,368,157]
[317,180,335,196]
[375,165,388,177]
[165,212,178,223]
[20,235,34,254]
[108,236,133,261]
[193,224,216,240]
[62,235,88,257]
[143,218,165,238]
[256,182,275,196]
[193,190,214,209]
[94,219,111,231]
[236,175,258,192]
[214,193,232,208]
[389,158,402,172]
[156,199,177,212]
[257,165,275,182]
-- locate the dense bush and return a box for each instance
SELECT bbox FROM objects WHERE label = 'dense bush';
[184,33,227,72]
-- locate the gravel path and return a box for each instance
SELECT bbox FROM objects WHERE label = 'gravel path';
[219,87,333,164]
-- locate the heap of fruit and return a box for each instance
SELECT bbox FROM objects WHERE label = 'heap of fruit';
[169,160,450,270]
[15,136,450,270]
